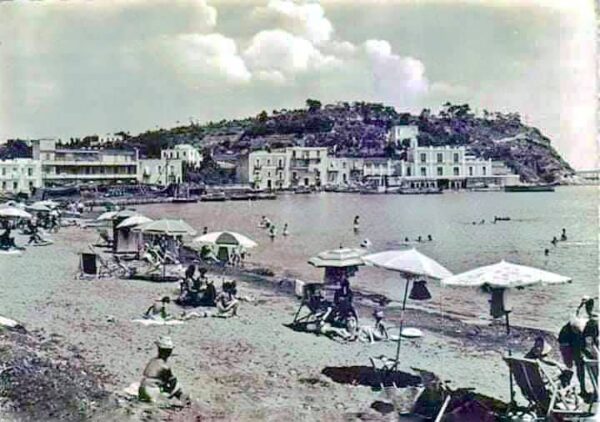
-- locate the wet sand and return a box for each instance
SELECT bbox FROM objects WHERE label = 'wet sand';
[0,225,564,420]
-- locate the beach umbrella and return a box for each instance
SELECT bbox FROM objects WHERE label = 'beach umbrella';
[96,211,118,221]
[193,231,257,249]
[363,248,452,369]
[37,200,59,209]
[3,201,25,209]
[0,206,32,219]
[442,260,571,334]
[140,219,197,236]
[27,203,51,213]
[117,215,153,229]
[308,247,365,268]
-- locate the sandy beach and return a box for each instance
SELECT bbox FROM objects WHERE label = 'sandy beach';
[0,222,577,421]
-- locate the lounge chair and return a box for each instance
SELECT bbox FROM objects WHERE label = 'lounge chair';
[503,355,588,419]
[87,245,135,278]
[292,283,331,324]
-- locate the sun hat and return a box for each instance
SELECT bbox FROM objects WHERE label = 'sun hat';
[156,336,174,350]
[534,337,553,356]
[570,315,587,332]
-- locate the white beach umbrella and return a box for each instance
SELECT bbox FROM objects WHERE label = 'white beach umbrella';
[96,211,118,221]
[362,248,452,369]
[363,248,453,280]
[117,215,153,229]
[0,206,32,219]
[308,247,365,268]
[27,203,51,213]
[141,219,197,236]
[441,260,571,288]
[441,260,571,334]
[38,200,60,209]
[193,231,257,249]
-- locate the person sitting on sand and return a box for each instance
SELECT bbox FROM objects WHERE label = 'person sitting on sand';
[214,281,240,317]
[200,245,219,264]
[144,296,172,320]
[0,227,21,250]
[357,310,390,343]
[524,336,571,387]
[138,336,187,404]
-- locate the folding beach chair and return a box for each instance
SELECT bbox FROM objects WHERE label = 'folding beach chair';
[503,355,586,419]
[88,244,135,278]
[292,283,331,324]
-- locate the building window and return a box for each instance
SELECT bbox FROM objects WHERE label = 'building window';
[1,182,5,189]
[453,153,459,163]
[407,167,412,176]
[29,181,33,189]
[420,153,426,163]
[437,153,443,163]
[437,167,443,176]
[13,182,17,190]
[453,167,460,176]
[316,150,320,157]
[267,159,271,166]
[28,168,33,176]
[292,151,296,158]
[420,167,426,177]
[469,167,473,176]
[342,161,346,169]
[267,171,271,177]
[483,167,487,176]
[1,168,4,176]
[278,159,283,168]
[292,172,297,180]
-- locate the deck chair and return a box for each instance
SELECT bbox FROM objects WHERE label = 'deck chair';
[503,355,586,419]
[88,245,134,278]
[292,283,331,324]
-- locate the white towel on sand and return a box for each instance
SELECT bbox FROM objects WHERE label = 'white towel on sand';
[131,319,184,326]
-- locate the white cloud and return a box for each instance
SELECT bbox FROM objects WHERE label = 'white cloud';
[363,39,429,102]
[253,0,333,44]
[171,33,251,83]
[244,29,340,78]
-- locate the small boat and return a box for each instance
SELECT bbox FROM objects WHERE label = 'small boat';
[398,187,443,195]
[229,193,251,201]
[504,185,555,192]
[294,187,313,194]
[200,192,227,202]
[172,197,198,203]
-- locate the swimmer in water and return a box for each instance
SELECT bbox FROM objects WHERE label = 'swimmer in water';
[360,238,372,249]
[560,228,567,241]
[551,236,558,246]
[404,237,410,243]
[427,234,433,242]
[544,248,550,256]
[416,235,423,242]
[353,216,360,233]
[283,223,289,237]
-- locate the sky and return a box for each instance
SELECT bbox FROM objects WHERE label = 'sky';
[0,0,596,169]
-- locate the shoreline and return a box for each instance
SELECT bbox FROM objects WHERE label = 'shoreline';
[0,222,587,420]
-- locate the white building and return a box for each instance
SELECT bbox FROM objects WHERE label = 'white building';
[249,147,328,190]
[326,157,363,186]
[32,139,138,186]
[161,144,202,168]
[137,159,184,185]
[390,125,419,146]
[0,158,42,195]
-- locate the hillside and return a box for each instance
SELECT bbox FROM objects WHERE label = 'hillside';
[122,101,572,183]
[2,101,574,183]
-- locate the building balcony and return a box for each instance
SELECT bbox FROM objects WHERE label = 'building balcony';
[44,160,137,166]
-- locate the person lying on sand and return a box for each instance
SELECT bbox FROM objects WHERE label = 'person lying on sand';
[356,310,390,344]
[144,296,172,321]
[138,336,188,405]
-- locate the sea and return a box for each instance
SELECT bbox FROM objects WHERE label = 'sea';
[137,186,598,332]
